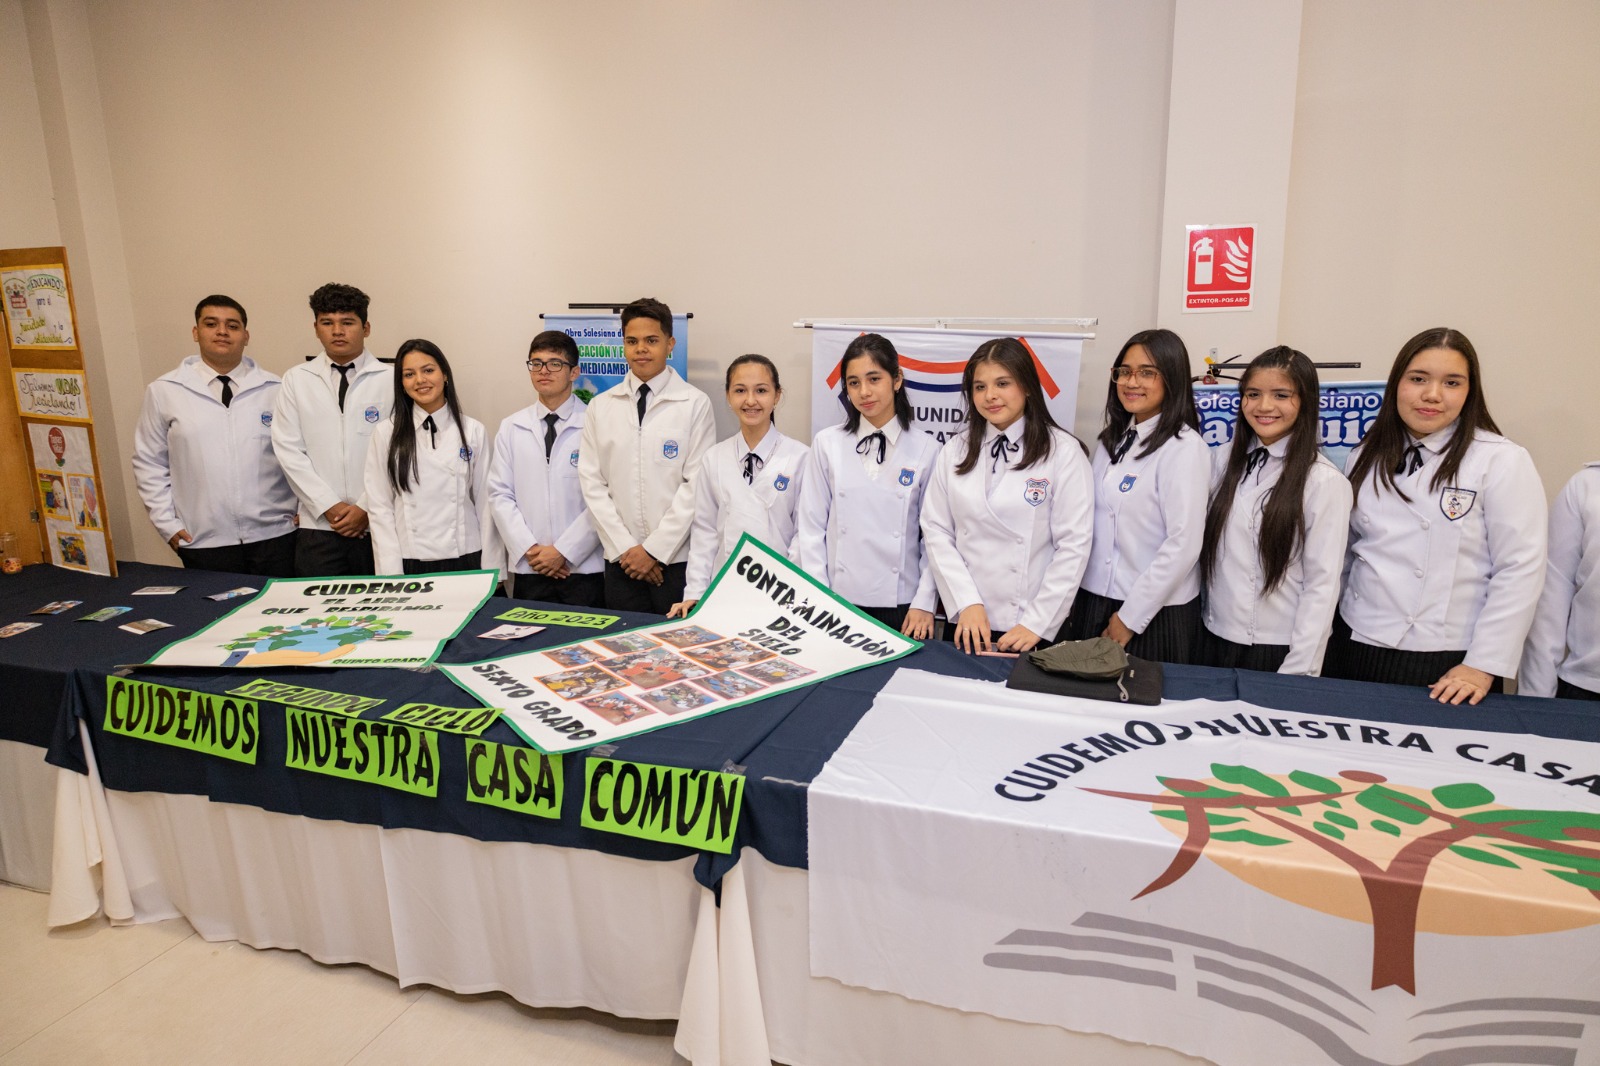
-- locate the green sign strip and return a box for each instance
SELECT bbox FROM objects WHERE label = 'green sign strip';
[581,758,744,853]
[383,702,502,736]
[228,678,385,718]
[284,707,439,797]
[495,607,619,629]
[464,739,562,818]
[103,676,258,764]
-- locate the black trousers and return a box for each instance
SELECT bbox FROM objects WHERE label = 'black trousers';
[1557,677,1600,701]
[402,552,482,575]
[512,570,606,608]
[603,561,687,615]
[294,529,375,577]
[1062,589,1201,665]
[859,604,911,631]
[175,531,296,578]
[1196,625,1291,673]
[1322,613,1504,692]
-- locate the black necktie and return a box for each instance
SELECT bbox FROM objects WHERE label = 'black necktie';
[1110,427,1137,463]
[1396,443,1425,477]
[333,363,353,412]
[543,412,560,460]
[989,435,1020,473]
[856,431,887,464]
[636,382,650,425]
[1243,447,1268,481]
[422,414,437,448]
[218,375,233,408]
[742,452,764,483]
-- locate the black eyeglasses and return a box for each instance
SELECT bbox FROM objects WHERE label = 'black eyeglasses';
[526,358,575,372]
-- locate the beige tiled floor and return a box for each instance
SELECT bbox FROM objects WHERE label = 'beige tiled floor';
[0,882,684,1065]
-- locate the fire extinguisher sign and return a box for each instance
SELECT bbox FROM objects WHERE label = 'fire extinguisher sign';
[1184,224,1254,312]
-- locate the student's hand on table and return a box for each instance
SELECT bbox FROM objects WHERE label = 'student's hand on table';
[168,530,192,549]
[526,544,570,577]
[667,599,698,619]
[1430,664,1494,706]
[901,608,935,641]
[996,625,1041,653]
[954,605,991,654]
[618,545,663,585]
[1102,612,1134,648]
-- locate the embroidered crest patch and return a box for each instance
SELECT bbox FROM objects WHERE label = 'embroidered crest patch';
[1023,478,1049,506]
[1440,487,1477,521]
[570,450,580,467]
[459,446,473,462]
[898,468,914,487]
[774,474,790,492]
[1119,475,1138,493]
[364,405,381,424]
[662,439,679,459]
[259,411,273,427]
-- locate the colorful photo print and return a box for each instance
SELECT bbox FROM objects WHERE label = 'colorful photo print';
[655,624,723,649]
[739,657,815,684]
[600,646,714,689]
[683,638,776,672]
[580,692,656,726]
[38,473,69,519]
[634,681,718,716]
[693,671,769,700]
[595,632,659,656]
[536,664,626,701]
[56,532,89,568]
[68,475,101,530]
[544,644,601,668]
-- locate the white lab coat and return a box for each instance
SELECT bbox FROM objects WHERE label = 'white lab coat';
[921,420,1094,636]
[1201,436,1353,675]
[684,427,809,599]
[132,355,297,549]
[577,367,716,565]
[271,351,393,530]
[363,404,495,576]
[488,396,603,576]
[1082,419,1211,632]
[794,420,940,611]
[1520,464,1600,696]
[1341,424,1547,678]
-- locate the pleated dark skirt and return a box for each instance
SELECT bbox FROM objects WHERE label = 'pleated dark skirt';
[1321,613,1504,692]
[1557,677,1600,702]
[859,604,911,631]
[1196,626,1290,673]
[1062,589,1201,665]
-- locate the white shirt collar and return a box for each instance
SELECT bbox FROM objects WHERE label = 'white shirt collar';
[983,416,1026,446]
[856,417,902,445]
[1416,421,1459,455]
[412,402,453,431]
[625,366,676,397]
[537,394,578,421]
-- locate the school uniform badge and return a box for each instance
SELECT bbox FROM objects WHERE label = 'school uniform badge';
[898,468,914,486]
[569,450,580,467]
[364,405,381,424]
[1440,487,1476,521]
[1023,478,1050,506]
[663,440,679,459]
[1119,475,1138,493]
[259,412,273,427]
[773,474,790,492]
[459,445,473,462]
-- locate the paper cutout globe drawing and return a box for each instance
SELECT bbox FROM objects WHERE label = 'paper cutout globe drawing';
[218,616,412,666]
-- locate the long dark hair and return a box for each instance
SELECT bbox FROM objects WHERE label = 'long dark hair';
[954,338,1064,475]
[1346,327,1497,504]
[725,353,781,423]
[838,333,912,432]
[1200,347,1322,594]
[387,339,471,496]
[1098,329,1200,460]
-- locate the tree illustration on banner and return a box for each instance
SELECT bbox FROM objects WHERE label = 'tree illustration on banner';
[218,615,412,666]
[1084,767,1600,994]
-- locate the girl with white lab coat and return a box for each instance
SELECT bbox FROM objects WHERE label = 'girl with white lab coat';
[921,338,1094,653]
[364,339,497,576]
[1323,327,1546,706]
[670,355,809,616]
[1197,346,1352,675]
[1520,464,1600,700]
[794,333,940,639]
[1062,328,1210,663]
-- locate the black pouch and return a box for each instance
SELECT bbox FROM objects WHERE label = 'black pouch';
[1006,651,1164,706]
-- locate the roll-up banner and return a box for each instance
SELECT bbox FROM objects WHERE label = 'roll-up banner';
[541,313,690,402]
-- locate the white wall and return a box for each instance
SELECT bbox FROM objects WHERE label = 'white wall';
[0,0,60,246]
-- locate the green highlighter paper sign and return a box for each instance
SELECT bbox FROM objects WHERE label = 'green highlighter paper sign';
[441,535,921,754]
[103,676,259,764]
[228,678,384,717]
[495,607,618,629]
[464,739,562,818]
[284,707,439,796]
[582,757,744,853]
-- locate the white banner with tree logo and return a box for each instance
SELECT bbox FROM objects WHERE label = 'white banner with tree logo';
[809,670,1600,1066]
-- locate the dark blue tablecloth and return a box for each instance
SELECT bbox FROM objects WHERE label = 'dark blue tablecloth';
[8,561,1600,891]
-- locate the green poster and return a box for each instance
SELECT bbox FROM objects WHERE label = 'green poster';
[284,706,439,796]
[464,739,562,818]
[581,757,744,853]
[103,676,258,764]
[383,702,501,736]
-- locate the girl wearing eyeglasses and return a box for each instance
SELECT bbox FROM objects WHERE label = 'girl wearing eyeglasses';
[669,354,808,617]
[1061,328,1209,662]
[921,338,1093,653]
[794,333,940,639]
[1198,347,1352,675]
[1323,327,1546,706]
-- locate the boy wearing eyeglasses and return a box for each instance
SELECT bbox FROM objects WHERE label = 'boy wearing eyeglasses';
[486,330,605,606]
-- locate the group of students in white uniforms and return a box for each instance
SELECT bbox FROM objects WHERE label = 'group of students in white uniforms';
[134,289,1600,706]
